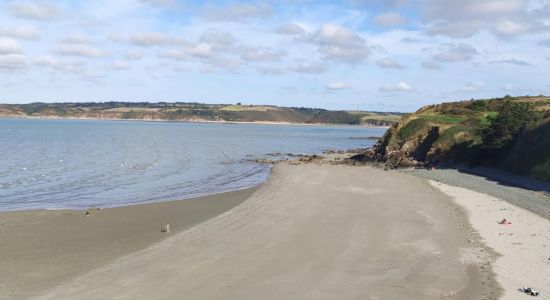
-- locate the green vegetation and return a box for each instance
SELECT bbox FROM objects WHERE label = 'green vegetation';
[0,102,401,126]
[367,95,550,182]
[481,101,535,149]
[417,114,464,124]
[347,111,403,126]
[219,105,278,112]
[398,118,429,140]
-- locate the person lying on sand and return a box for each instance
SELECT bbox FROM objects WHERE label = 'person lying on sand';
[498,218,512,225]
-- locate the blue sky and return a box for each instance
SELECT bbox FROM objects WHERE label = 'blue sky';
[0,0,549,111]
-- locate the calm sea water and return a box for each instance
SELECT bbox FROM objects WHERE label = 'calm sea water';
[0,118,385,211]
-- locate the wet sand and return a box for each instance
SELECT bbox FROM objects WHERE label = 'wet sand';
[0,188,255,299]
[11,164,497,300]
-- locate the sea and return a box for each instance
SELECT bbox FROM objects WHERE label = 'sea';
[0,118,385,211]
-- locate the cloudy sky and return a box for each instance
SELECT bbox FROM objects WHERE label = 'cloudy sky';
[0,0,549,111]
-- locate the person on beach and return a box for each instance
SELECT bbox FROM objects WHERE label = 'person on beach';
[499,218,511,225]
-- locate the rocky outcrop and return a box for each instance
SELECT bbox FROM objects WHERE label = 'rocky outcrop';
[349,120,442,168]
[348,96,550,182]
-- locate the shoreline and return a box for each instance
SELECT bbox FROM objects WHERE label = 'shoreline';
[3,152,547,299]
[0,184,261,213]
[0,115,391,128]
[4,163,497,299]
[0,187,257,299]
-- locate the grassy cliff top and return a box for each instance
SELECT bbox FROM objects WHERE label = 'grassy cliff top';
[0,102,403,126]
[369,95,550,181]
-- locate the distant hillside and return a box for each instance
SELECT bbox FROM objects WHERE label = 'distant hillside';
[350,96,550,182]
[0,102,402,126]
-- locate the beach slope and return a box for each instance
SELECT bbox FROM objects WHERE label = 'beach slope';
[32,164,495,300]
[432,181,550,299]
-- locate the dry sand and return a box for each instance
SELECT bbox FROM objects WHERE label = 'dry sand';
[0,188,255,299]
[15,164,497,300]
[432,181,550,299]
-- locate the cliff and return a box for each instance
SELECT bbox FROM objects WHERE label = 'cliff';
[351,96,550,182]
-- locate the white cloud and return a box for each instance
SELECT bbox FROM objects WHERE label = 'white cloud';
[199,29,236,47]
[158,49,186,60]
[54,44,105,57]
[326,82,352,90]
[0,54,26,69]
[289,61,326,73]
[349,0,407,8]
[139,0,175,7]
[310,24,370,63]
[502,84,517,91]
[34,55,57,66]
[380,81,413,92]
[62,33,92,45]
[376,57,405,69]
[130,33,189,47]
[0,26,40,40]
[256,67,285,75]
[200,57,242,71]
[421,60,441,70]
[426,21,482,38]
[490,59,532,66]
[420,0,547,38]
[0,38,23,55]
[34,56,85,74]
[432,43,477,63]
[203,3,273,23]
[373,12,406,27]
[276,23,306,36]
[460,80,486,92]
[238,46,286,62]
[187,43,214,59]
[421,0,524,21]
[9,2,60,20]
[492,19,546,38]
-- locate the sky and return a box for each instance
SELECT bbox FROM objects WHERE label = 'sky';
[0,0,549,112]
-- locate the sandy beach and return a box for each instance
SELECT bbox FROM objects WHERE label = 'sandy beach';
[432,181,550,299]
[0,188,255,299]
[1,163,500,300]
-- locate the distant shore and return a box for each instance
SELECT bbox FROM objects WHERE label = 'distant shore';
[0,115,391,127]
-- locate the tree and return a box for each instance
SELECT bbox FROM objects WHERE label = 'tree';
[481,101,534,149]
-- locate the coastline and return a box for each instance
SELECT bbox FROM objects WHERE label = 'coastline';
[10,163,497,300]
[3,152,547,299]
[0,115,391,128]
[0,187,256,299]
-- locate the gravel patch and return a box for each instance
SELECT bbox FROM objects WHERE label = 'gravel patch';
[405,168,550,220]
